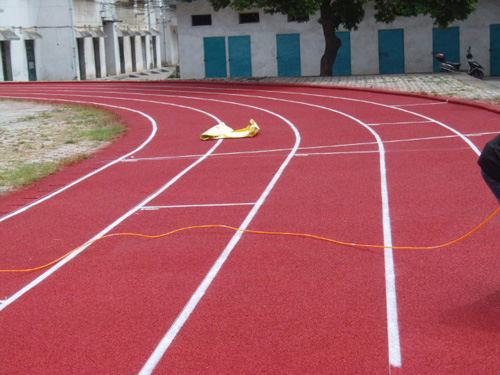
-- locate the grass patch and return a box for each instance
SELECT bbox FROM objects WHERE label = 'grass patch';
[62,105,126,144]
[0,154,90,190]
[1,162,60,189]
[85,125,125,142]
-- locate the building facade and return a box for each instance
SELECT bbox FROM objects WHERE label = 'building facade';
[176,0,500,79]
[0,0,178,81]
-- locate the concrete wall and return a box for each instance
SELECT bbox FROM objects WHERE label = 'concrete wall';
[157,7,178,66]
[176,0,500,79]
[0,0,74,81]
[34,0,79,80]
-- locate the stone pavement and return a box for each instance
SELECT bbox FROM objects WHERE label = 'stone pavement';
[99,66,500,104]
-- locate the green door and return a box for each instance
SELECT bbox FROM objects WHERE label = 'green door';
[204,37,227,78]
[432,27,460,72]
[276,33,301,77]
[378,29,404,74]
[490,24,500,76]
[333,31,351,76]
[228,36,252,78]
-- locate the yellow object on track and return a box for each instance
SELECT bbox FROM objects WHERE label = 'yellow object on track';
[201,119,260,140]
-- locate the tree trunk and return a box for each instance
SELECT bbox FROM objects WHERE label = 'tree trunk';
[320,0,342,76]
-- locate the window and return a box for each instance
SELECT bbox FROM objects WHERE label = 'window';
[192,14,212,26]
[288,14,309,22]
[239,12,259,24]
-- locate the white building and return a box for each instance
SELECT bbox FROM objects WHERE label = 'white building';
[176,0,500,79]
[0,0,178,81]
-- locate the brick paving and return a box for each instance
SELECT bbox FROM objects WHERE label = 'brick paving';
[234,73,500,103]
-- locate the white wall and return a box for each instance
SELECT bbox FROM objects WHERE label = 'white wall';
[158,8,179,66]
[177,0,500,79]
[0,0,166,81]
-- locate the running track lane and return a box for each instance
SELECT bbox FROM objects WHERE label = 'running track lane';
[0,81,499,374]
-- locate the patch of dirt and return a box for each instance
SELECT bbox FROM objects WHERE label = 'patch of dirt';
[0,100,112,194]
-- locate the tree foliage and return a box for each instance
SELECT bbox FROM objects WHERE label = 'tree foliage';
[374,0,479,29]
[181,0,480,76]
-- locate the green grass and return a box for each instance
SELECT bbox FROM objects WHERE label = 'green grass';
[62,105,126,144]
[0,155,90,190]
[85,125,126,141]
[1,162,60,189]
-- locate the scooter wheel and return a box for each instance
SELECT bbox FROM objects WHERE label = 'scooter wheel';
[472,70,484,80]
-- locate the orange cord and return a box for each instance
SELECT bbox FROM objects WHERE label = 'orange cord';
[2,206,500,273]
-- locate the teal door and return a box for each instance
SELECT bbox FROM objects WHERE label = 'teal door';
[490,24,500,76]
[332,31,351,76]
[204,37,227,78]
[378,29,404,74]
[276,33,301,77]
[228,36,252,78]
[432,27,460,72]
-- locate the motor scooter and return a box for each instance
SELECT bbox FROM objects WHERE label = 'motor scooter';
[435,53,461,73]
[466,46,484,79]
[435,46,485,79]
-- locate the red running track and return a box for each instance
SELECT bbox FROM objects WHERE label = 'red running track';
[0,81,499,374]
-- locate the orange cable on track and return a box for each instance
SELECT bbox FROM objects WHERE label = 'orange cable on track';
[2,206,500,273]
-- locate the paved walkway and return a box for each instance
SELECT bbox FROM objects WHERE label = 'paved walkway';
[100,66,500,104]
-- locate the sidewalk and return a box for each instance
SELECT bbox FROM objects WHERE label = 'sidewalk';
[100,66,500,104]
[256,73,500,102]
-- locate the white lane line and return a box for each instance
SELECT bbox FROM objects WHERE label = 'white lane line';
[138,109,301,375]
[0,104,225,312]
[141,203,255,210]
[296,150,379,157]
[122,148,291,162]
[368,120,434,126]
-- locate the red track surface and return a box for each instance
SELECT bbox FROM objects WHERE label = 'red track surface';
[0,81,499,374]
